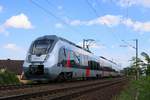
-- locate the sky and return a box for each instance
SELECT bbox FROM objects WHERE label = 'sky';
[0,0,150,69]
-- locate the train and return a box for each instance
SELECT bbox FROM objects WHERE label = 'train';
[23,35,121,81]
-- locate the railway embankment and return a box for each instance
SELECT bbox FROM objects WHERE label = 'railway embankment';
[0,77,127,100]
[0,68,129,100]
[72,77,128,100]
[114,76,150,100]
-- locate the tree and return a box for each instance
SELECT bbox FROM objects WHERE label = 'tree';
[121,67,136,76]
[129,57,143,67]
[121,57,142,77]
[141,52,150,76]
[129,56,144,79]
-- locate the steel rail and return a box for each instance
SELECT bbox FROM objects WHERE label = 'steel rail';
[0,77,127,100]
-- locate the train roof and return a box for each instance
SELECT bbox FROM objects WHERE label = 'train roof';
[36,35,92,53]
[99,56,117,65]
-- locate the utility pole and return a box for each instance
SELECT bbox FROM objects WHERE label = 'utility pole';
[135,39,139,80]
[120,39,139,80]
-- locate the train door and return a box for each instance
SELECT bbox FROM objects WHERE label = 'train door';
[58,47,66,67]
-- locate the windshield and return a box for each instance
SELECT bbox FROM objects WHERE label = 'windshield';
[31,39,54,55]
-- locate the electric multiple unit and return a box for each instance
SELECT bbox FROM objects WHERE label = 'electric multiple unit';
[23,35,120,81]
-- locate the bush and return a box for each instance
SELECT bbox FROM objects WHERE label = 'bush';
[0,69,20,85]
[136,76,150,100]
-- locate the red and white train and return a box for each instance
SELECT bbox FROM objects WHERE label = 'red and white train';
[23,35,121,81]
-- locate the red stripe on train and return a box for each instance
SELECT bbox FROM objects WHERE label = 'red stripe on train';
[86,68,90,77]
[66,51,71,67]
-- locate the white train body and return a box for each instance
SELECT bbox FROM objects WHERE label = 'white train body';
[23,35,120,81]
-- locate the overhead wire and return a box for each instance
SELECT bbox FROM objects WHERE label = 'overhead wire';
[45,0,73,25]
[45,0,56,8]
[85,0,125,67]
[86,0,122,42]
[95,0,105,15]
[106,0,123,42]
[85,0,121,44]
[30,0,83,36]
[84,0,109,55]
[124,1,148,53]
[86,0,100,17]
[94,0,123,42]
[30,0,64,24]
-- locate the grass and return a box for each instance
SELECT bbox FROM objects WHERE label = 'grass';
[0,69,20,85]
[114,76,150,100]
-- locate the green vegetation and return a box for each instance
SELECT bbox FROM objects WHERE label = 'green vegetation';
[115,76,150,100]
[121,52,150,78]
[117,52,150,100]
[141,52,150,76]
[0,69,20,84]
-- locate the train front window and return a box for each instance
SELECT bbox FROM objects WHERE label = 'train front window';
[32,39,54,55]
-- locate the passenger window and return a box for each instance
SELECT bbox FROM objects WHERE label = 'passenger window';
[58,47,66,67]
[91,61,93,70]
[84,55,88,66]
[70,51,76,66]
[74,52,80,65]
[88,60,91,68]
[93,61,95,70]
[80,55,84,66]
[97,63,100,70]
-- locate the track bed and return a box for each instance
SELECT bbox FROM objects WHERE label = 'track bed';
[0,77,128,100]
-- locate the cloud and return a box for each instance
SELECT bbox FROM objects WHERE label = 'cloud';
[68,14,150,33]
[55,23,63,28]
[88,15,122,26]
[118,0,137,7]
[4,13,33,29]
[0,5,3,12]
[118,0,150,8]
[70,20,82,26]
[0,13,33,36]
[122,18,150,32]
[69,15,122,27]
[3,43,21,51]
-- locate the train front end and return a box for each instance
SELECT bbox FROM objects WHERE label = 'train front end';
[23,36,57,81]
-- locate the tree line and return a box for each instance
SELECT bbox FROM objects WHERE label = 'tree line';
[121,52,150,76]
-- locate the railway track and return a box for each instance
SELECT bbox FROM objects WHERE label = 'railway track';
[0,83,53,91]
[0,79,92,91]
[0,78,114,91]
[0,84,34,91]
[0,77,127,100]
